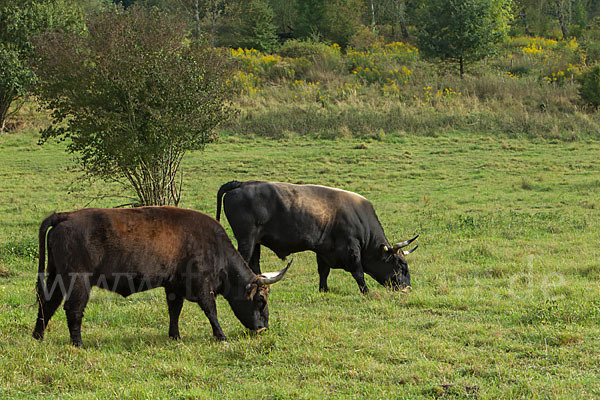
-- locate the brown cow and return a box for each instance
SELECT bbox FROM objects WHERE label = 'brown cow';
[32,207,290,347]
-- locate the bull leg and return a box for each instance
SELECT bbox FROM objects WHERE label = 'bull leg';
[63,274,91,347]
[347,244,368,294]
[165,288,184,340]
[316,254,330,293]
[197,288,227,342]
[238,239,260,274]
[248,244,261,274]
[351,269,369,294]
[33,273,65,340]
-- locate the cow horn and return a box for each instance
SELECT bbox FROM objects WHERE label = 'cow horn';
[403,245,418,256]
[256,258,293,286]
[394,234,419,248]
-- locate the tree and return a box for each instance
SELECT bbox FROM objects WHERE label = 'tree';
[0,0,83,132]
[295,0,326,39]
[417,0,513,78]
[577,65,600,109]
[322,0,364,47]
[373,0,410,39]
[232,0,279,51]
[33,6,233,206]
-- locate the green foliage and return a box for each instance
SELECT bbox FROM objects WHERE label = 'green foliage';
[321,0,365,48]
[278,39,344,74]
[577,65,600,108]
[32,6,234,206]
[417,0,513,76]
[0,0,84,132]
[294,0,326,39]
[348,26,383,50]
[232,0,279,53]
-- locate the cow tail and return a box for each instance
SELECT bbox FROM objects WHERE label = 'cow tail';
[37,213,68,300]
[216,181,243,221]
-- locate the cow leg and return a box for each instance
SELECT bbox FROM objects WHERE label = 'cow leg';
[63,274,91,347]
[165,288,184,340]
[248,244,261,274]
[33,272,65,340]
[351,269,369,294]
[238,239,260,274]
[347,244,369,294]
[316,254,330,293]
[197,289,227,342]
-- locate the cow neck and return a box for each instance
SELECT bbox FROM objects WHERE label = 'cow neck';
[222,251,256,300]
[363,227,390,265]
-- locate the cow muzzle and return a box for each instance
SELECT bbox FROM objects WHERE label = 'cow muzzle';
[253,327,268,334]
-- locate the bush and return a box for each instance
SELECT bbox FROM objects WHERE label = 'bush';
[577,65,600,109]
[34,6,234,206]
[278,39,343,72]
[348,26,382,50]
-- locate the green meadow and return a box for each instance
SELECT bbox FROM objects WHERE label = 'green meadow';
[1,129,600,399]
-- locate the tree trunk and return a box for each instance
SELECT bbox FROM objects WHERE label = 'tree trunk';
[557,0,569,40]
[398,0,409,39]
[370,0,376,33]
[210,2,217,47]
[460,56,464,78]
[0,91,15,134]
[194,0,201,39]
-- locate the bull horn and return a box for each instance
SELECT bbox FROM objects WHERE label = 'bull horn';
[256,258,293,286]
[403,245,418,256]
[394,234,419,248]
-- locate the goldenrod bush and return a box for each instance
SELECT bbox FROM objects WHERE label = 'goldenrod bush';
[225,37,600,140]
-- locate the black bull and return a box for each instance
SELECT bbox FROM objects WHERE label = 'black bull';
[33,206,290,347]
[216,181,418,294]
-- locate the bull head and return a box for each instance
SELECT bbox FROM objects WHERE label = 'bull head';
[229,258,293,334]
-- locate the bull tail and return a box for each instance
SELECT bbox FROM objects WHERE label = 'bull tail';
[216,181,243,221]
[37,213,68,299]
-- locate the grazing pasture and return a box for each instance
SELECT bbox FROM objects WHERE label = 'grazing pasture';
[1,130,599,398]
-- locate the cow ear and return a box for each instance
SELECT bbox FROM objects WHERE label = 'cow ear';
[246,282,258,300]
[380,244,389,254]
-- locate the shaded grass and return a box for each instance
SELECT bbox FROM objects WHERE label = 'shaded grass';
[1,130,600,398]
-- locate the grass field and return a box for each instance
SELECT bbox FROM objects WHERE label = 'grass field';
[1,129,600,399]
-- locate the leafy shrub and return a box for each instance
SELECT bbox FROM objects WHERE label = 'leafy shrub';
[348,26,382,50]
[580,38,600,65]
[33,6,234,206]
[231,48,296,80]
[278,39,344,72]
[577,65,600,109]
[346,42,418,72]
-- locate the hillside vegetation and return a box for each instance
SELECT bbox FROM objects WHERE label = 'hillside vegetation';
[223,37,600,141]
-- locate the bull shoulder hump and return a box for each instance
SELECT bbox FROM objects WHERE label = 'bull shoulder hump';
[273,183,367,201]
[275,183,370,223]
[306,184,369,205]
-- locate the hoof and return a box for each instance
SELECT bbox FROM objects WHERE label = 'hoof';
[32,330,44,340]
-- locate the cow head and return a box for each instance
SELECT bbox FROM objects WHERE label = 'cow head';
[228,259,292,332]
[372,235,418,290]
